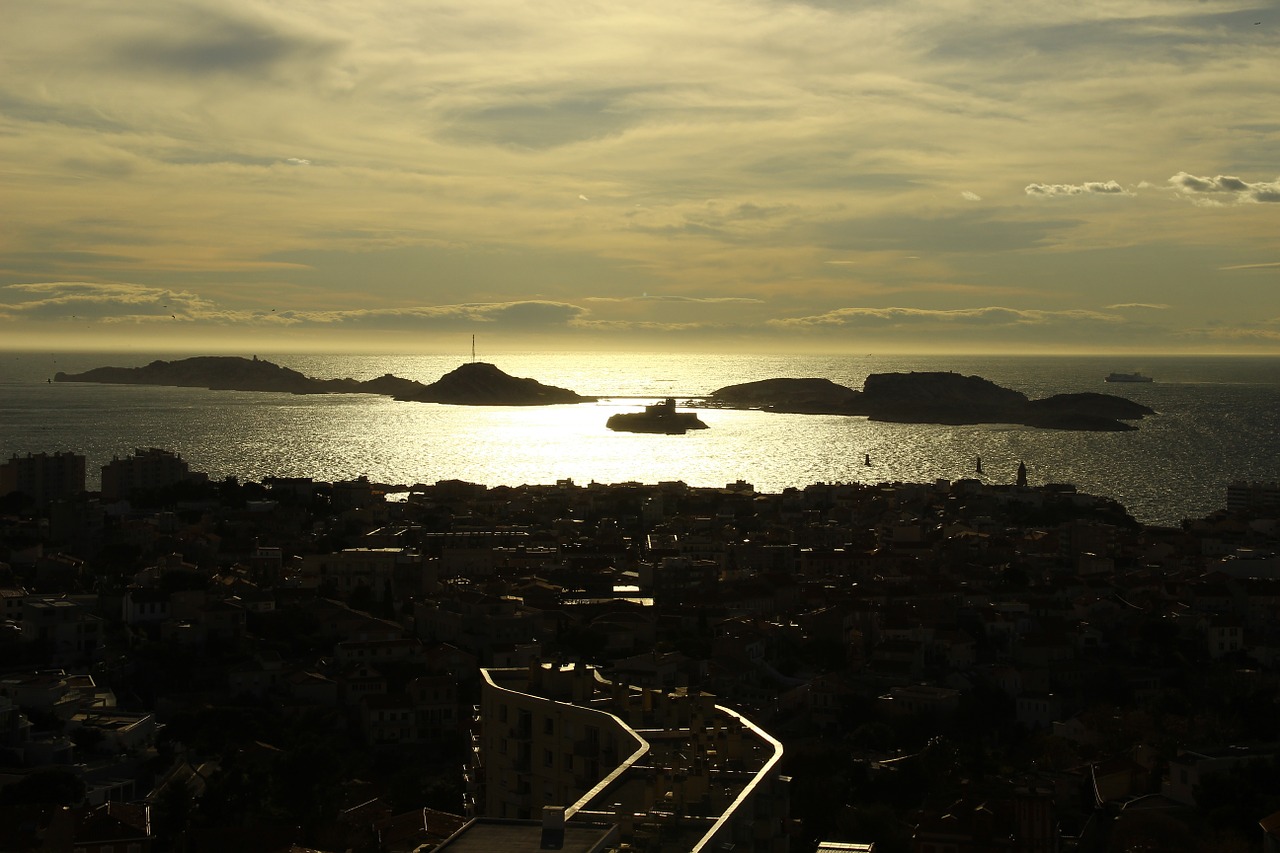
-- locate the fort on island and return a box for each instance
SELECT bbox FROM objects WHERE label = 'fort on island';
[2,447,1279,851]
[606,398,710,434]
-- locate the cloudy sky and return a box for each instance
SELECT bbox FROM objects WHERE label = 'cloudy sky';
[2,0,1278,354]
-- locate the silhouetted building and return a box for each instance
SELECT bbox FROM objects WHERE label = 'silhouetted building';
[1227,481,1280,515]
[912,784,1057,853]
[100,448,205,501]
[0,451,86,507]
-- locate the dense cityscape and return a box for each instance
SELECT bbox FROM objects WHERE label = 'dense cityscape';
[2,448,1280,852]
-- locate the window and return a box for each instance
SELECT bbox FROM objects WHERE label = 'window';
[544,717,555,735]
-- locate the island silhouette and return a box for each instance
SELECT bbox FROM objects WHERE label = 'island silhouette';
[54,356,595,406]
[707,371,1155,431]
[54,358,1155,430]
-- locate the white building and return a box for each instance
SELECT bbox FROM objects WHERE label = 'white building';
[473,660,791,852]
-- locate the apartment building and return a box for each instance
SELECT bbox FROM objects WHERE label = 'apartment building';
[471,660,791,852]
[0,451,86,507]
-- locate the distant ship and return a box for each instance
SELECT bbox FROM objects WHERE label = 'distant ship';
[1105,372,1154,383]
[606,398,709,434]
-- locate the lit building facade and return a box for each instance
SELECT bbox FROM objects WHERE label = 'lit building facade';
[471,661,791,853]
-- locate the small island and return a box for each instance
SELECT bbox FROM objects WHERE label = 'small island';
[54,356,596,406]
[606,398,709,434]
[707,371,1155,431]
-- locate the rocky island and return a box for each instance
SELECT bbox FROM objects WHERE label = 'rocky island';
[606,398,709,434]
[54,356,595,406]
[401,361,594,405]
[707,371,1154,431]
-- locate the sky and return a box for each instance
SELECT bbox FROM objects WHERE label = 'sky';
[2,0,1278,355]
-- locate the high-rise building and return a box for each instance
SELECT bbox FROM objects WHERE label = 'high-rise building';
[1227,481,1280,515]
[0,451,86,507]
[100,448,205,501]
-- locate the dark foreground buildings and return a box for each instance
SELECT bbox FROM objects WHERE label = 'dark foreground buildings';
[3,462,1280,852]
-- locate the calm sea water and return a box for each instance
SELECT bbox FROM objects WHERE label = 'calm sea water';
[2,351,1277,527]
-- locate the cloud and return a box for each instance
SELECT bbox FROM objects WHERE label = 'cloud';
[280,301,590,329]
[960,191,982,201]
[816,213,1080,253]
[110,6,340,79]
[1,282,215,321]
[1219,262,1280,271]
[1169,172,1280,203]
[623,201,795,245]
[585,295,763,304]
[1189,326,1280,342]
[438,91,645,150]
[768,305,1126,329]
[570,319,709,333]
[0,283,593,332]
[1024,181,1130,197]
[1106,303,1169,310]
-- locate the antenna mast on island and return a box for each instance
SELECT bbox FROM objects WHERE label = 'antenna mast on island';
[471,334,476,363]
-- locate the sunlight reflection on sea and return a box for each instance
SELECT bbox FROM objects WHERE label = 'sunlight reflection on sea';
[1,351,1277,526]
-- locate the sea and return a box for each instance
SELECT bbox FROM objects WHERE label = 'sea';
[2,351,1277,527]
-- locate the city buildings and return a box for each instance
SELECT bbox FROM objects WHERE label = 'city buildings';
[2,456,1280,851]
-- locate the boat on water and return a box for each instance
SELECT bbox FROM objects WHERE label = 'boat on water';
[606,398,709,434]
[1105,372,1154,383]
